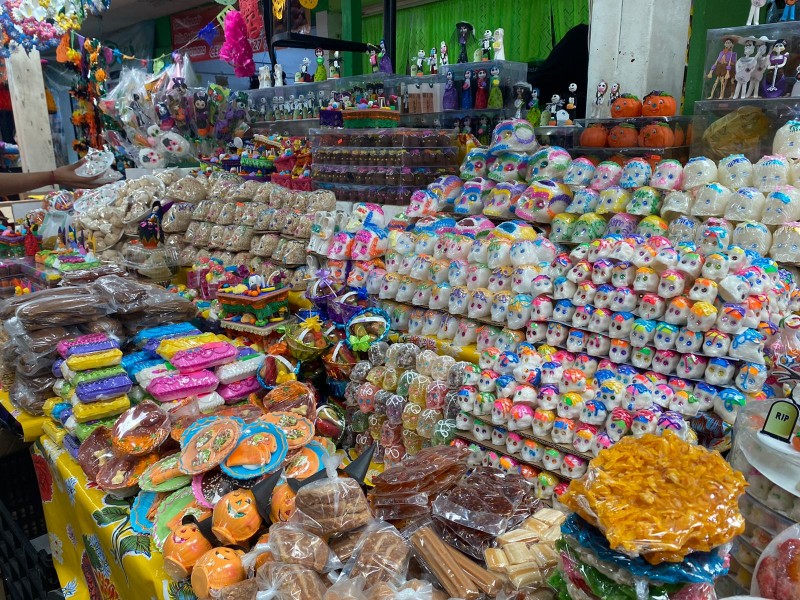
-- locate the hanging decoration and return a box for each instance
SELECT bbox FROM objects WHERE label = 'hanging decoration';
[0,0,111,57]
[219,9,255,78]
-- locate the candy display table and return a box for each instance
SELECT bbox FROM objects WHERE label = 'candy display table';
[0,390,46,442]
[32,437,196,600]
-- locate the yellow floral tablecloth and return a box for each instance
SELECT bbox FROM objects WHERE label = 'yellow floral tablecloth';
[32,436,197,600]
[0,390,46,442]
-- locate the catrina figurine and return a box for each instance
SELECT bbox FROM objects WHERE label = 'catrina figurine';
[461,70,474,110]
[314,48,327,81]
[139,201,164,249]
[526,88,541,127]
[488,66,503,109]
[475,68,489,109]
[443,70,459,110]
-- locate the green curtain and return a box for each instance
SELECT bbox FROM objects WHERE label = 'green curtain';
[361,0,589,74]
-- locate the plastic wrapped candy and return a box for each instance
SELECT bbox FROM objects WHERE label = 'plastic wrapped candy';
[754,155,790,193]
[718,154,754,190]
[763,185,800,225]
[733,221,773,256]
[605,213,640,237]
[692,183,734,217]
[771,223,800,264]
[660,191,694,222]
[681,156,718,190]
[649,159,684,191]
[345,308,390,353]
[637,216,669,239]
[626,186,662,216]
[619,157,652,190]
[563,158,597,188]
[566,188,600,214]
[550,213,577,243]
[724,187,766,221]
[590,161,623,191]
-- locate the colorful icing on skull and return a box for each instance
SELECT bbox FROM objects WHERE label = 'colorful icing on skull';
[596,187,632,214]
[516,180,573,224]
[455,177,496,215]
[590,161,623,191]
[460,148,490,179]
[488,119,538,156]
[566,188,601,215]
[726,187,766,222]
[605,407,633,442]
[484,182,527,218]
[649,159,683,191]
[550,213,577,243]
[563,157,597,188]
[488,151,530,183]
[620,157,653,189]
[526,146,571,182]
[713,388,746,424]
[763,185,800,225]
[427,175,464,207]
[627,186,662,216]
[732,222,772,256]
[552,417,576,444]
[718,154,754,190]
[754,155,790,193]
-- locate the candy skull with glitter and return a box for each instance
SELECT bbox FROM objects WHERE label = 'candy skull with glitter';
[455,177,496,215]
[460,148,491,179]
[516,180,572,223]
[488,119,538,156]
[526,146,571,182]
[488,151,529,183]
[563,157,597,188]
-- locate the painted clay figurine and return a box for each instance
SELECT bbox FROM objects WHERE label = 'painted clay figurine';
[763,39,788,97]
[443,70,458,110]
[488,66,504,109]
[475,68,489,109]
[707,36,736,99]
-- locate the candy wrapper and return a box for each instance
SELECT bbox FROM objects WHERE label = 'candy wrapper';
[266,522,343,573]
[285,317,331,361]
[255,562,327,600]
[345,308,390,352]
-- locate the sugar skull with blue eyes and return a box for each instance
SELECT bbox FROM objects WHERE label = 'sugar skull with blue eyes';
[566,188,600,215]
[620,157,652,189]
[468,288,493,319]
[448,260,469,286]
[718,154,754,190]
[667,215,700,245]
[516,180,573,224]
[509,239,537,267]
[507,294,533,329]
[753,154,789,193]
[564,157,597,188]
[488,119,538,156]
[713,388,746,424]
[455,177,496,215]
[496,327,525,352]
[566,329,587,353]
[692,183,734,217]
[763,185,800,225]
[682,156,718,190]
[550,213,577,243]
[590,161,623,191]
[735,362,768,394]
[627,186,663,216]
[676,327,704,353]
[596,187,631,215]
[553,299,576,323]
[490,291,513,323]
[770,223,800,264]
[637,215,669,239]
[460,148,491,179]
[653,322,679,350]
[733,222,773,257]
[526,146,571,182]
[629,318,656,348]
[427,175,464,207]
[650,159,684,191]
[484,182,527,219]
[531,274,554,296]
[661,191,694,222]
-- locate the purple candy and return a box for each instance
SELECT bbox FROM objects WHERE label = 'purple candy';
[52,358,65,377]
[66,339,120,357]
[75,374,133,403]
[63,435,81,459]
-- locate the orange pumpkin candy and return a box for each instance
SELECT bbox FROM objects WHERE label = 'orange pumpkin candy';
[673,125,685,146]
[638,122,675,148]
[642,91,677,117]
[579,124,608,148]
[610,94,642,118]
[608,124,639,148]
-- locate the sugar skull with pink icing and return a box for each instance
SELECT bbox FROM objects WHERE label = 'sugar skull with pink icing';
[488,118,539,156]
[563,158,596,188]
[590,161,623,191]
[649,159,684,191]
[526,146,571,182]
[427,175,464,208]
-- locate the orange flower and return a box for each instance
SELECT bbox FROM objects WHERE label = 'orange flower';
[95,68,106,82]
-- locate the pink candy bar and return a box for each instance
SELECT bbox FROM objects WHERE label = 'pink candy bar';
[146,370,219,402]
[169,342,238,373]
[57,333,109,358]
[217,376,261,404]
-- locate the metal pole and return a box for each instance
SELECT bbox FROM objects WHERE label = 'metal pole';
[383,0,397,73]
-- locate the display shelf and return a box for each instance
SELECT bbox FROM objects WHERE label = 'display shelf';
[517,430,593,462]
[399,108,509,129]
[740,489,796,536]
[220,318,293,336]
[388,332,479,364]
[453,429,574,482]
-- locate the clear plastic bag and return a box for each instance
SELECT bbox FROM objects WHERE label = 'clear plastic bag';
[255,207,277,232]
[91,275,153,314]
[15,288,111,330]
[165,176,207,203]
[267,522,343,573]
[9,374,57,415]
[208,225,227,249]
[242,202,265,227]
[226,226,254,252]
[233,180,264,202]
[216,202,237,225]
[193,221,214,246]
[255,562,328,600]
[162,202,194,233]
[343,521,411,590]
[191,200,211,221]
[205,200,225,224]
[324,575,369,600]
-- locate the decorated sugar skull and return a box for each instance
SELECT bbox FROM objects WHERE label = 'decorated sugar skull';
[391,231,417,255]
[521,439,543,464]
[526,295,552,323]
[698,254,728,284]
[491,425,507,447]
[408,308,426,334]
[631,347,653,369]
[550,213,577,243]
[717,274,750,304]
[531,408,555,436]
[552,277,577,300]
[379,272,401,299]
[511,266,537,294]
[567,260,592,285]
[553,299,576,324]
[488,267,513,293]
[608,311,635,340]
[754,155,790,193]
[652,322,678,350]
[395,277,419,303]
[471,418,491,441]
[650,159,683,191]
[605,408,633,442]
[446,285,469,315]
[497,375,519,400]
[546,322,570,347]
[637,294,664,321]
[516,180,572,224]
[496,351,520,376]
[628,319,655,348]
[563,157,597,188]
[681,156,718,190]
[390,304,412,331]
[625,186,662,217]
[763,185,800,226]
[676,353,708,381]
[427,175,464,207]
[705,357,736,386]
[604,213,640,238]
[549,417,576,444]
[460,148,490,179]
[725,187,766,222]
[455,178,496,215]
[586,333,611,357]
[455,215,495,237]
[415,231,438,255]
[476,325,502,352]
[487,239,513,269]
[466,263,492,291]
[488,152,529,183]
[729,328,765,363]
[589,161,622,191]
[608,339,631,364]
[484,182,526,219]
[718,154,754,190]
[698,219,733,255]
[611,262,636,288]
[667,215,700,245]
[526,146,571,182]
[479,348,502,371]
[446,260,468,287]
[557,392,585,420]
[657,270,685,299]
[630,267,657,294]
[733,222,773,256]
[542,448,564,472]
[653,247,679,275]
[489,291,513,323]
[619,157,652,189]
[508,239,537,267]
[455,320,479,346]
[406,190,438,218]
[455,411,475,431]
[478,368,500,393]
[526,321,547,343]
[770,223,800,264]
[591,284,613,310]
[329,231,355,259]
[735,362,768,394]
[637,216,669,239]
[589,260,612,286]
[774,120,800,159]
[713,388,746,424]
[509,404,535,431]
[541,361,564,385]
[426,282,451,311]
[685,301,717,332]
[566,329,587,353]
[629,409,657,438]
[686,278,716,305]
[661,191,694,223]
[507,294,533,329]
[488,119,538,156]
[572,282,597,308]
[496,327,524,352]
[566,188,600,215]
[596,187,631,215]
[716,304,746,335]
[692,183,733,217]
[397,254,415,276]
[650,383,672,409]
[656,411,687,439]
[688,382,715,412]
[610,286,638,312]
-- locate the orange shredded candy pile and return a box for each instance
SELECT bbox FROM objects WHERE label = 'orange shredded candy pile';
[560,431,748,564]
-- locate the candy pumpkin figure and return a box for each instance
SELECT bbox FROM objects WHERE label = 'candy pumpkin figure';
[579,124,608,148]
[608,123,639,148]
[642,91,677,117]
[638,122,675,148]
[610,93,642,118]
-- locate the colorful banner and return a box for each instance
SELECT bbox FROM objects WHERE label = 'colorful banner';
[171,5,266,63]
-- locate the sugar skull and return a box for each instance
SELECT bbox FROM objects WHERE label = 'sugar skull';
[650,159,683,191]
[732,222,773,256]
[754,155,790,193]
[542,448,564,472]
[531,408,555,436]
[713,388,746,424]
[637,293,664,321]
[488,151,529,183]
[591,284,613,310]
[546,322,570,347]
[735,362,768,394]
[718,274,750,303]
[454,320,479,346]
[610,286,638,312]
[455,178,496,215]
[507,294,533,330]
[428,175,464,208]
[508,404,535,431]
[637,215,669,239]
[484,182,527,219]
[608,339,631,364]
[557,392,585,420]
[729,328,765,363]
[705,357,736,386]
[521,439,544,464]
[770,223,800,264]
[725,188,766,223]
[550,213,577,243]
[488,119,538,156]
[516,180,573,224]
[487,239,513,269]
[716,304,746,335]
[570,214,608,245]
[551,417,576,444]
[590,161,623,191]
[604,407,632,442]
[490,291,513,323]
[631,347,653,369]
[657,270,686,299]
[586,333,611,356]
[564,157,597,188]
[566,188,600,214]
[395,277,419,303]
[631,267,658,293]
[596,187,632,215]
[609,311,636,339]
[406,190,438,219]
[460,148,490,179]
[329,231,355,260]
[496,328,525,352]
[681,156,718,190]
[526,146,571,182]
[716,154,753,190]
[566,329,587,353]
[619,157,652,189]
[611,262,636,288]
[488,267,513,293]
[763,185,800,226]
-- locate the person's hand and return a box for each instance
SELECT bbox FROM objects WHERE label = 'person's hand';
[52,160,105,189]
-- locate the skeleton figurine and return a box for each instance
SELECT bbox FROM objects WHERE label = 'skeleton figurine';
[440,41,449,67]
[481,29,494,61]
[258,64,272,89]
[413,50,426,76]
[590,80,608,119]
[608,82,621,106]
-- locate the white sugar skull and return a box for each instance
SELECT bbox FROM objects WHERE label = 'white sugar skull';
[468,288,493,319]
[398,254,415,276]
[467,239,490,266]
[692,383,717,411]
[605,408,633,442]
[532,409,556,437]
[414,232,437,254]
[650,159,684,191]
[460,148,490,179]
[639,293,666,320]
[683,156,718,190]
[571,305,594,329]
[703,328,732,357]
[379,272,401,299]
[770,223,800,264]
[526,146,571,182]
[448,285,470,315]
[408,309,426,335]
[658,270,687,299]
[763,185,800,225]
[573,424,598,453]
[700,253,729,281]
[620,157,653,189]
[455,178,496,215]
[651,349,679,374]
[677,354,707,381]
[566,188,600,214]
[490,291,513,323]
[677,252,704,279]
[456,411,475,431]
[557,392,584,419]
[488,267,513,293]
[732,222,773,256]
[491,426,508,447]
[610,287,639,312]
[507,295,533,329]
[591,259,614,285]
[521,439,544,464]
[478,369,500,393]
[631,409,658,437]
[754,155,790,193]
[466,263,492,291]
[590,161,623,191]
[546,322,570,346]
[661,191,695,223]
[729,328,765,363]
[688,278,718,303]
[735,362,768,393]
[774,120,800,158]
[725,187,766,221]
[395,277,419,303]
[366,268,387,295]
[531,275,554,296]
[713,388,746,424]
[472,418,492,441]
[706,358,736,386]
[541,361,564,385]
[455,320,479,346]
[573,282,597,307]
[718,154,754,190]
[551,418,576,444]
[654,323,679,350]
[718,274,750,303]
[698,223,731,256]
[633,267,659,293]
[631,347,654,369]
[563,158,597,188]
[692,183,734,217]
[633,244,656,269]
[430,283,453,310]
[686,301,718,332]
[488,151,529,183]
[553,277,578,300]
[630,318,656,347]
[611,262,636,288]
[487,239,513,268]
[608,239,635,262]
[676,328,701,354]
[511,266,538,294]
[608,339,631,363]
[668,215,700,245]
[567,260,592,284]
[627,186,662,216]
[422,310,445,336]
[509,239,537,267]
[593,284,615,310]
[496,328,524,353]
[608,311,635,339]
[484,182,525,219]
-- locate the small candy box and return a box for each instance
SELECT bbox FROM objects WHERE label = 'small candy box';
[171,342,239,373]
[147,370,219,402]
[75,373,133,404]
